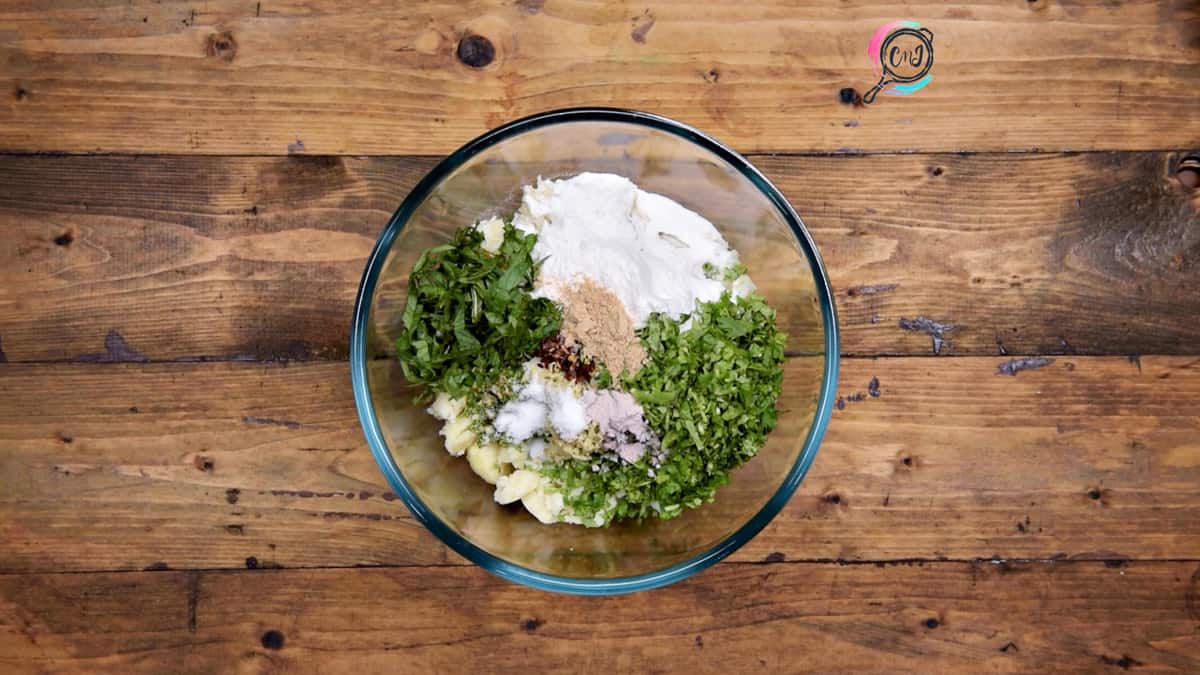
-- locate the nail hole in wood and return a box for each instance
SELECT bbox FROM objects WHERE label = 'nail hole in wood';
[261,630,285,650]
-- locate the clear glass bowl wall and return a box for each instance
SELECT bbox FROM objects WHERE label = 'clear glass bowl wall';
[352,110,838,593]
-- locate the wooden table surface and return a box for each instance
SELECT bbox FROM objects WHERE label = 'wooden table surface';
[2,1,1199,672]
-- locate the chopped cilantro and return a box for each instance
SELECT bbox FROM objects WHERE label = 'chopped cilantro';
[394,224,561,401]
[723,261,748,282]
[592,365,614,390]
[703,260,748,282]
[544,292,786,524]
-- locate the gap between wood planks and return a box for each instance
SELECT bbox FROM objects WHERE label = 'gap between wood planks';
[0,557,1191,577]
[0,354,1106,365]
[0,149,1195,159]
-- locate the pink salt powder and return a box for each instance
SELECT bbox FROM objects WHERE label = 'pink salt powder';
[581,389,659,463]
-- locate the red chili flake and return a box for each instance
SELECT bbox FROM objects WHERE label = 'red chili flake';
[537,334,595,383]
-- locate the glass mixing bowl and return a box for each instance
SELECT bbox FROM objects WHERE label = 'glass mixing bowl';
[351,108,838,594]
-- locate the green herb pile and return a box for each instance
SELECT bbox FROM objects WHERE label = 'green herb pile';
[543,291,786,524]
[394,224,561,401]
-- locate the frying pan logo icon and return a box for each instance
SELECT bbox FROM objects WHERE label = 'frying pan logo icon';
[864,21,934,105]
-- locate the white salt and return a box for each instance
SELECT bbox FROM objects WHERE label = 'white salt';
[526,438,548,462]
[547,387,588,440]
[492,399,545,442]
[493,366,587,443]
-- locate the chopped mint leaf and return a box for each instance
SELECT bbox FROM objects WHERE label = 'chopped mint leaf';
[395,224,561,402]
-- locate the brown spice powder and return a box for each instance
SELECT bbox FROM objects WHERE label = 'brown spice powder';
[557,277,646,378]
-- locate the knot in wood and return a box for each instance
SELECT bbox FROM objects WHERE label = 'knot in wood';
[205,32,237,61]
[457,34,495,68]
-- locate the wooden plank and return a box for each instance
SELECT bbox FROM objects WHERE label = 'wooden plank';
[0,361,450,571]
[0,155,427,363]
[3,152,1199,362]
[2,356,1198,574]
[1,1,1197,155]
[1,562,1198,672]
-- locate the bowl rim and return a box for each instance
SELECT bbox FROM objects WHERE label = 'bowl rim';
[350,107,840,595]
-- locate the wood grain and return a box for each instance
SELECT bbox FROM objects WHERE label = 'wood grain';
[1,1,1198,154]
[2,2,1196,667]
[2,562,1198,673]
[3,152,1198,362]
[2,356,1198,574]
